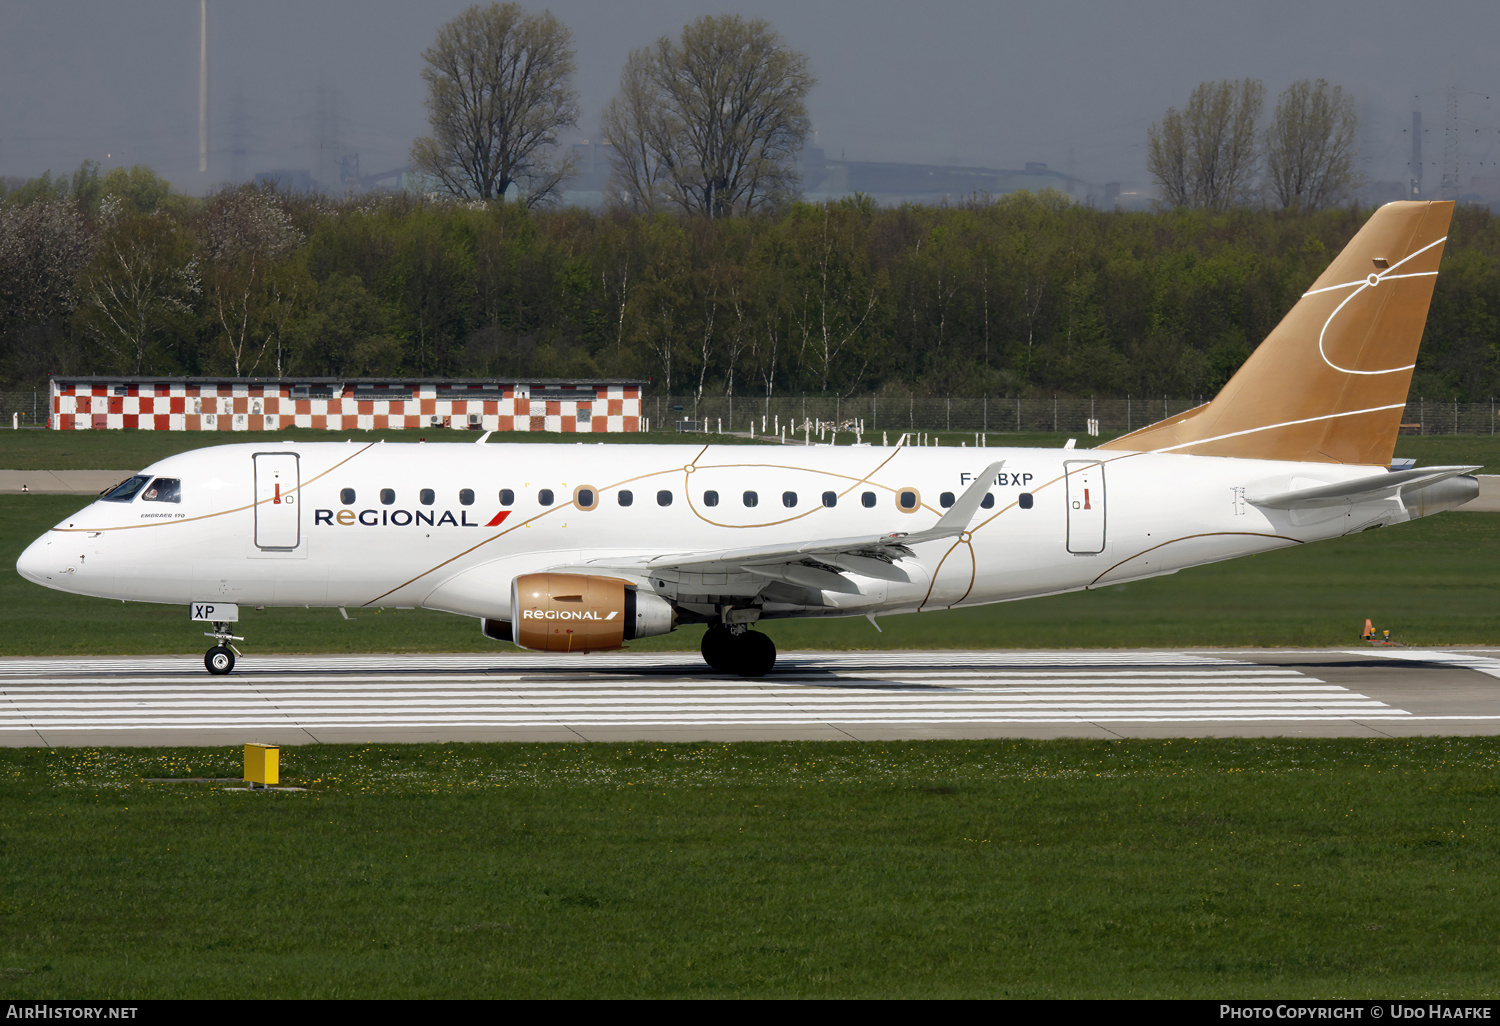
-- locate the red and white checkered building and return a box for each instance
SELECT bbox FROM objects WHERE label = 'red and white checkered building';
[49,378,646,433]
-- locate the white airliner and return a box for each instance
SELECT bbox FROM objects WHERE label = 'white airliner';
[15,201,1479,676]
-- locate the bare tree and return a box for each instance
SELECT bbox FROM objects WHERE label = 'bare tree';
[78,207,201,375]
[1264,78,1363,210]
[410,3,580,206]
[601,15,814,218]
[1146,110,1191,207]
[199,184,304,375]
[790,202,878,394]
[1148,79,1264,210]
[599,48,673,215]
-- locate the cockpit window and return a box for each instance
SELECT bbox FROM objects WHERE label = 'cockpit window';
[141,478,182,503]
[102,475,151,502]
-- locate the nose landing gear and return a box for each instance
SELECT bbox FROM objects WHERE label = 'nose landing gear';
[206,645,236,675]
[203,621,243,676]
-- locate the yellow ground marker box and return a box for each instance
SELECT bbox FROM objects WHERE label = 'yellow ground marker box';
[244,743,279,787]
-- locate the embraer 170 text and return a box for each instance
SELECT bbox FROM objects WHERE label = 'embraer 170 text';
[16,202,1478,676]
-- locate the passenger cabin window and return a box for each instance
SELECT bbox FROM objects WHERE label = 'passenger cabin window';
[499,489,515,506]
[1019,493,1034,509]
[940,492,955,508]
[459,489,474,506]
[981,494,995,509]
[102,475,152,503]
[618,490,633,507]
[822,491,837,508]
[420,488,435,506]
[743,491,758,507]
[380,488,396,506]
[539,489,554,506]
[657,490,673,507]
[340,488,356,506]
[861,492,876,508]
[575,487,596,510]
[782,491,797,508]
[703,490,719,507]
[141,478,181,503]
[897,489,919,512]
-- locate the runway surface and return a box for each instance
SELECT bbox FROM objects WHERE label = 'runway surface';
[4,647,1500,746]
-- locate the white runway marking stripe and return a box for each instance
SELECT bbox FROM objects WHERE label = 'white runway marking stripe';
[0,682,1362,699]
[1346,649,1500,681]
[2,695,1394,714]
[0,677,1322,694]
[0,651,1280,674]
[0,651,1417,732]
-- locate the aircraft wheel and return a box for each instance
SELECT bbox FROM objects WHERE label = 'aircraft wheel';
[205,645,236,676]
[736,631,777,678]
[700,627,736,671]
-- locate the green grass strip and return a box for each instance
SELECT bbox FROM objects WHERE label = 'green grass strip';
[1,738,1498,999]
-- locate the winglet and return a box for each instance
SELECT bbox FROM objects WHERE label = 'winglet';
[904,461,1004,544]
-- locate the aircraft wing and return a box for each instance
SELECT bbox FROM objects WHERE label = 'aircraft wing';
[1247,465,1480,509]
[569,461,1007,590]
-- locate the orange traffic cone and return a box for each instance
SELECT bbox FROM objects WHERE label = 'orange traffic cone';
[1362,619,1376,641]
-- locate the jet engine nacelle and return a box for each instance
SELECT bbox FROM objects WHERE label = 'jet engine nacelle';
[509,573,675,652]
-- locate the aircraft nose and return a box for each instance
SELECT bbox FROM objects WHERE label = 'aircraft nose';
[16,533,55,586]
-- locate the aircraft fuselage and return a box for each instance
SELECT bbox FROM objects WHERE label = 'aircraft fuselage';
[15,439,1431,625]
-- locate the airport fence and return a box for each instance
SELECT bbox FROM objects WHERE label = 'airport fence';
[0,390,47,429]
[3,388,1495,437]
[650,395,1500,439]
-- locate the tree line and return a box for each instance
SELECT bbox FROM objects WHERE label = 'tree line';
[3,167,1498,402]
[1148,78,1363,212]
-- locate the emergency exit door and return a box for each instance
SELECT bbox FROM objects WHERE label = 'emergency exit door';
[254,452,301,550]
[1064,460,1106,554]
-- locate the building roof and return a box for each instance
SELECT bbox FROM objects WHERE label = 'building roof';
[51,376,647,386]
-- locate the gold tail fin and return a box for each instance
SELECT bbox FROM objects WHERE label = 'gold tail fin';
[1098,201,1453,466]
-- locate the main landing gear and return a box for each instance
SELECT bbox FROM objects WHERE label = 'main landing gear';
[204,621,243,676]
[701,624,777,677]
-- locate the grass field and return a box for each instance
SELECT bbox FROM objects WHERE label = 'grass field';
[4,425,1494,473]
[2,737,1498,999]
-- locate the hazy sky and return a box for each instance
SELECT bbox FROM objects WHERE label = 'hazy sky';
[2,0,1498,195]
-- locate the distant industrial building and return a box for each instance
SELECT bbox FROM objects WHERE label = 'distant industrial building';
[797,150,1112,207]
[559,141,1142,210]
[48,378,645,433]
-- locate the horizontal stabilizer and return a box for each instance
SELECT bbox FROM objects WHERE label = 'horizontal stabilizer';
[1247,465,1480,509]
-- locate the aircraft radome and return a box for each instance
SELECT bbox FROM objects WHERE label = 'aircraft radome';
[16,201,1478,677]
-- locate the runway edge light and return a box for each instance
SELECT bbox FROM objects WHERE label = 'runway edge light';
[244,743,279,788]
